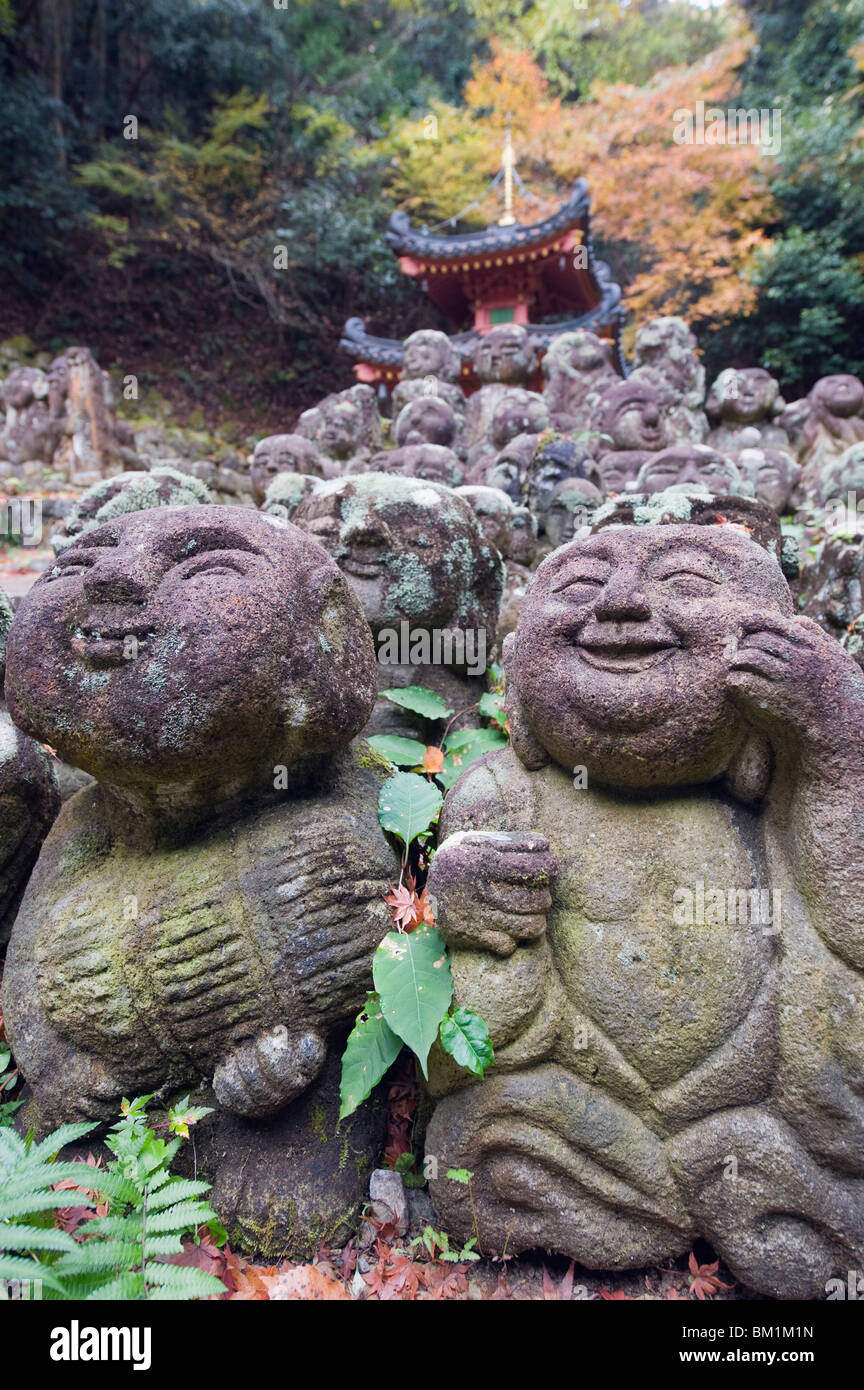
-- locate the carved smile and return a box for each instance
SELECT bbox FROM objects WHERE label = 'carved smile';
[71,622,155,667]
[576,641,678,672]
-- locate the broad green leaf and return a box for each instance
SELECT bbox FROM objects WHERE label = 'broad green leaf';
[439,726,507,790]
[378,772,443,847]
[478,691,507,732]
[366,734,428,767]
[380,686,454,720]
[373,925,453,1077]
[439,1008,495,1077]
[339,995,403,1121]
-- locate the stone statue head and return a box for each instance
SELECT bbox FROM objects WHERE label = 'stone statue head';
[542,330,614,379]
[706,368,783,426]
[635,445,752,498]
[454,485,514,555]
[251,434,324,503]
[508,506,538,566]
[810,374,864,422]
[590,381,669,454]
[474,325,537,387]
[401,330,462,384]
[489,390,550,450]
[505,518,792,792]
[54,467,213,554]
[485,433,538,502]
[6,506,378,798]
[633,316,697,367]
[528,436,602,515]
[262,471,322,520]
[293,472,503,642]
[819,441,864,506]
[736,447,801,513]
[542,477,604,550]
[364,443,464,487]
[297,384,382,462]
[394,396,459,450]
[2,366,49,411]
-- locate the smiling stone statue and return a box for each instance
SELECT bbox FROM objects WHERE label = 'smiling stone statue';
[2,507,398,1145]
[424,510,864,1297]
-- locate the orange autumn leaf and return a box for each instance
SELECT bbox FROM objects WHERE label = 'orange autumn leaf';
[423,745,444,774]
[262,1263,350,1301]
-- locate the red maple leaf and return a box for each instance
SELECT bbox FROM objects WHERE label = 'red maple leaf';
[688,1251,734,1300]
[382,880,435,932]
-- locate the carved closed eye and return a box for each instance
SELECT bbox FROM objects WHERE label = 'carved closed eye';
[180,555,250,580]
[653,566,721,592]
[46,555,96,580]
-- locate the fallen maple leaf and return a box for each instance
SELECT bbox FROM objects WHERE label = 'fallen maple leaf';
[599,1288,634,1300]
[423,746,444,774]
[422,1262,469,1300]
[382,880,434,932]
[263,1263,349,1301]
[688,1251,734,1300]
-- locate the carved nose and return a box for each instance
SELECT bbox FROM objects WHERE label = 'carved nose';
[343,517,391,548]
[594,574,651,622]
[83,557,148,605]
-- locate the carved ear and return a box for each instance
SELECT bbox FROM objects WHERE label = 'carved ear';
[502,633,550,770]
[723,730,773,807]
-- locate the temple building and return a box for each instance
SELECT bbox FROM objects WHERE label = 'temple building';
[340,131,625,395]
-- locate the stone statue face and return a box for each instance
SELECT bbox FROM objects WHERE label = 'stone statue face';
[401,330,461,383]
[2,367,48,410]
[320,401,363,458]
[509,525,792,788]
[613,394,666,452]
[251,435,321,501]
[633,316,695,364]
[820,443,864,504]
[294,473,502,638]
[543,479,603,549]
[454,485,513,554]
[367,444,464,487]
[528,439,599,515]
[486,433,538,502]
[474,325,536,386]
[708,368,779,425]
[737,448,800,513]
[6,506,376,790]
[635,446,745,497]
[394,397,457,449]
[544,331,607,375]
[508,506,537,565]
[490,390,549,449]
[812,374,864,420]
[54,469,213,553]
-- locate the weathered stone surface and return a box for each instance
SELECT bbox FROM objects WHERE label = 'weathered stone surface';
[3,506,398,1136]
[542,329,619,433]
[424,516,864,1297]
[251,434,328,503]
[590,381,669,492]
[541,477,604,551]
[391,330,467,420]
[706,368,789,455]
[784,374,864,484]
[293,473,503,735]
[527,436,602,519]
[365,443,464,488]
[181,1047,387,1262]
[466,389,549,484]
[297,384,383,472]
[0,366,58,466]
[52,466,213,552]
[262,470,323,519]
[629,316,708,443]
[462,326,539,454]
[46,346,141,483]
[736,446,801,513]
[798,528,864,636]
[454,485,513,556]
[392,396,461,453]
[634,444,752,498]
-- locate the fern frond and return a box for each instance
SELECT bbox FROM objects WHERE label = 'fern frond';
[0,1193,98,1221]
[144,1261,226,1299]
[29,1123,97,1159]
[146,1179,212,1211]
[85,1272,146,1301]
[145,1201,217,1235]
[56,1240,144,1275]
[0,1225,77,1253]
[0,1254,66,1294]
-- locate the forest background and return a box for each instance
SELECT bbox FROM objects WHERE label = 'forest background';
[1,0,862,434]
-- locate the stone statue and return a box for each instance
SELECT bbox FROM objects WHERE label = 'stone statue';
[634,444,752,498]
[46,346,141,484]
[466,389,550,483]
[462,325,539,454]
[706,368,789,455]
[784,375,864,489]
[0,586,61,945]
[798,528,864,638]
[392,396,461,454]
[297,384,383,472]
[261,471,323,520]
[364,443,464,488]
[390,330,467,419]
[629,316,708,443]
[52,467,213,553]
[527,436,603,520]
[540,476,605,552]
[250,434,328,504]
[484,433,540,503]
[0,366,59,476]
[3,506,398,1141]
[293,473,503,736]
[818,441,864,509]
[541,330,619,433]
[590,380,670,492]
[424,504,864,1298]
[454,485,514,556]
[736,447,802,515]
